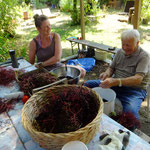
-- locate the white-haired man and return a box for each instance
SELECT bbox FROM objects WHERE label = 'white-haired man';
[85,29,150,120]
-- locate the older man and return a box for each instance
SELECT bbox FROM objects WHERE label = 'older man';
[85,29,150,120]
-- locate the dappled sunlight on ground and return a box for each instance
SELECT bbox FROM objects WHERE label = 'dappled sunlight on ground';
[19,9,150,56]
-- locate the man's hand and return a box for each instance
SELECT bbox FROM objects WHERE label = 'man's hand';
[100,78,118,88]
[99,67,114,80]
[99,72,109,80]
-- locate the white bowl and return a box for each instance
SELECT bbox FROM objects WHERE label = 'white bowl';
[61,141,88,150]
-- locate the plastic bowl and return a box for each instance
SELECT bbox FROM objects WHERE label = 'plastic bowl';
[61,141,88,150]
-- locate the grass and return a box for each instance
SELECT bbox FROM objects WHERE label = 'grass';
[1,8,150,62]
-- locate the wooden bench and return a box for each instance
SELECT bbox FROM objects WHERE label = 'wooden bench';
[41,8,58,19]
[61,54,78,63]
[88,14,102,21]
[33,8,58,19]
[66,37,119,55]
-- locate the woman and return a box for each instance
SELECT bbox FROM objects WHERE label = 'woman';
[29,14,86,78]
[29,14,62,71]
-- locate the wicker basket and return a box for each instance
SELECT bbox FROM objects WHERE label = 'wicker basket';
[16,67,63,95]
[21,85,103,150]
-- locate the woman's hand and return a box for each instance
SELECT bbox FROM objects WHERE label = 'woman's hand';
[100,78,118,88]
[34,62,43,69]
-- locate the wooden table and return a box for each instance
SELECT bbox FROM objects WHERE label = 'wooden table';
[0,108,150,150]
[67,37,119,55]
[0,59,150,150]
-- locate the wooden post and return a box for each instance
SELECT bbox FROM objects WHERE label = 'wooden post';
[133,0,142,29]
[80,0,85,50]
[80,0,85,40]
[109,0,117,8]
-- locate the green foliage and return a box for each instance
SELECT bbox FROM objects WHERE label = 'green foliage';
[70,0,100,25]
[0,32,31,62]
[0,0,33,62]
[25,0,30,4]
[0,35,10,62]
[16,2,33,20]
[70,9,81,25]
[35,0,47,9]
[85,0,99,15]
[141,0,150,24]
[60,0,100,25]
[0,32,18,62]
[51,0,60,7]
[0,0,32,36]
[70,0,80,25]
[60,0,73,11]
[70,0,81,25]
[0,0,21,37]
[98,0,109,7]
[40,0,49,2]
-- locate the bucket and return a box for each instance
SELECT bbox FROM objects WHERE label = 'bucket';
[23,11,28,20]
[52,4,55,8]
[93,87,116,115]
[94,49,107,61]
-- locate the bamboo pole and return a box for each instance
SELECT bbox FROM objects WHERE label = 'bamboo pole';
[133,0,142,29]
